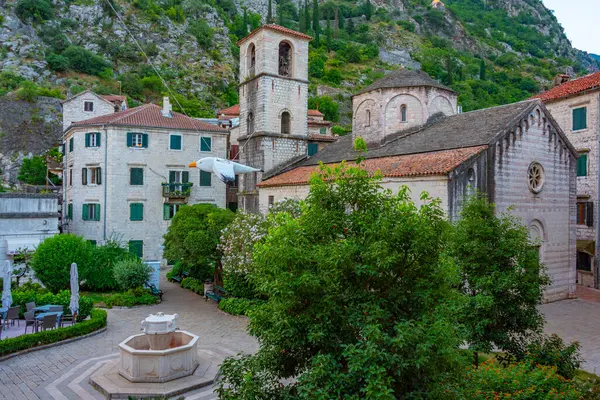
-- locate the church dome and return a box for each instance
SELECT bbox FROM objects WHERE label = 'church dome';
[356,69,455,96]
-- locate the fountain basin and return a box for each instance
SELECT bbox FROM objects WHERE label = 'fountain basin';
[119,330,199,383]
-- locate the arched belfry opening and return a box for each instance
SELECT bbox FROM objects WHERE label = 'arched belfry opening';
[279,41,292,77]
[248,43,256,77]
[247,111,255,134]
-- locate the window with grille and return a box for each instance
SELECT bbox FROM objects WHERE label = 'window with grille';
[268,195,274,206]
[127,132,148,148]
[281,111,291,134]
[577,201,594,227]
[84,101,94,112]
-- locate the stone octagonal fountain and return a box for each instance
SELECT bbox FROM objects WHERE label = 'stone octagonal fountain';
[90,312,223,399]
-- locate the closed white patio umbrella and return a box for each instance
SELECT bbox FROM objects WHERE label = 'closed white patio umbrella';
[2,260,12,309]
[69,263,79,317]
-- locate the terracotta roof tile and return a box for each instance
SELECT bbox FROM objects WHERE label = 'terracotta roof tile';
[237,24,312,46]
[70,104,227,132]
[258,146,486,187]
[217,104,240,116]
[100,95,127,103]
[308,109,324,116]
[308,119,332,126]
[533,72,600,102]
[308,134,337,142]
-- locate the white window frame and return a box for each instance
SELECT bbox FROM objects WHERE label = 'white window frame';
[169,133,183,151]
[85,167,101,186]
[84,101,94,112]
[200,136,212,152]
[132,133,144,148]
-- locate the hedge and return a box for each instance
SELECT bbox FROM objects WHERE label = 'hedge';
[0,309,107,357]
[104,288,158,308]
[181,277,204,295]
[218,298,266,316]
[12,290,93,321]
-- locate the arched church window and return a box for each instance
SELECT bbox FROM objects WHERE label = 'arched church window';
[281,111,291,134]
[248,44,256,77]
[366,110,371,127]
[279,42,292,77]
[401,105,407,122]
[247,112,255,135]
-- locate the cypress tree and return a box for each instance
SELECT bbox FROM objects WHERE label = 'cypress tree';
[365,0,372,21]
[312,0,320,45]
[267,0,273,24]
[479,59,486,81]
[346,17,354,35]
[242,8,249,36]
[326,11,332,50]
[299,6,306,33]
[445,55,453,85]
[334,8,339,38]
[305,0,310,32]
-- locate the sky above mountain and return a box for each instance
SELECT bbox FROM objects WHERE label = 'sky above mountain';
[542,0,599,54]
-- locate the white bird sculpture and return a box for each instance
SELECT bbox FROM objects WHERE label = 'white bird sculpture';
[189,157,261,184]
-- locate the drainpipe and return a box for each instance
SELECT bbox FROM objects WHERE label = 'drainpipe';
[103,125,108,241]
[596,95,600,289]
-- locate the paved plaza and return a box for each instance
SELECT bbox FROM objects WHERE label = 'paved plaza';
[1,278,600,399]
[0,273,258,399]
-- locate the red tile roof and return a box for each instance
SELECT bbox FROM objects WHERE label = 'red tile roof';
[100,95,127,103]
[308,109,324,117]
[533,72,600,102]
[308,134,337,142]
[258,146,487,187]
[308,119,332,126]
[216,104,240,116]
[70,104,227,132]
[237,24,313,46]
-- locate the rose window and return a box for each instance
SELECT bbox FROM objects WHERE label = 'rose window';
[528,162,544,194]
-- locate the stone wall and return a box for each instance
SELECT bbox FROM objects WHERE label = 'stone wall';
[63,125,228,261]
[352,86,457,145]
[62,92,116,131]
[544,91,600,287]
[491,105,577,302]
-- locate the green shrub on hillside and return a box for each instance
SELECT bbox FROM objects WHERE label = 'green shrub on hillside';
[15,0,54,23]
[62,46,111,76]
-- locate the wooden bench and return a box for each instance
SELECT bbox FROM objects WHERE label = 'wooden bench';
[171,270,189,283]
[205,285,228,303]
[145,282,163,302]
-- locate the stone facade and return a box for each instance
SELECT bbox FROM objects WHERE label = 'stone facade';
[543,91,600,288]
[238,26,311,213]
[0,193,59,266]
[63,125,227,261]
[352,86,457,145]
[62,91,118,131]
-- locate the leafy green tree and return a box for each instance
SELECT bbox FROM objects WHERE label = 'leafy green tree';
[18,156,47,185]
[163,204,235,281]
[449,195,550,365]
[308,95,339,122]
[62,46,111,76]
[85,239,134,292]
[31,234,94,293]
[46,54,70,72]
[15,0,53,22]
[217,163,467,398]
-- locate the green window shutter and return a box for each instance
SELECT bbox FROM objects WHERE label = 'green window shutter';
[82,204,88,221]
[573,108,588,130]
[96,167,102,185]
[320,127,326,135]
[94,204,101,221]
[130,203,143,221]
[577,154,588,177]
[308,143,319,156]
[130,168,143,185]
[170,135,182,150]
[82,168,87,185]
[129,240,143,258]
[85,133,90,147]
[127,132,133,147]
[182,171,189,183]
[200,170,211,186]
[96,132,101,147]
[169,171,176,183]
[200,137,212,152]
[67,203,73,220]
[69,137,74,152]
[163,204,171,220]
[142,133,149,148]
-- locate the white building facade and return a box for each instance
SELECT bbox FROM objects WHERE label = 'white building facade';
[62,101,228,261]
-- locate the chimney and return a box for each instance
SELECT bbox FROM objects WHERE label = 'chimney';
[161,96,172,118]
[553,74,570,87]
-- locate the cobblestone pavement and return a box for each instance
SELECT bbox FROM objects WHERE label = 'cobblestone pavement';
[0,273,258,399]
[541,298,600,374]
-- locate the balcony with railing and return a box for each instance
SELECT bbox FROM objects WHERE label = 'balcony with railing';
[162,182,193,199]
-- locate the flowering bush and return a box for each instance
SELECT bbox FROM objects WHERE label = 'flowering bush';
[452,360,583,399]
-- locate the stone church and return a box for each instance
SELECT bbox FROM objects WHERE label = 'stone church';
[236,25,577,302]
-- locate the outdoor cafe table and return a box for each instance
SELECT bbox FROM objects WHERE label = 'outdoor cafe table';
[33,305,63,313]
[34,311,63,332]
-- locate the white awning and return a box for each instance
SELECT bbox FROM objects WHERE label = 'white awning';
[5,238,41,255]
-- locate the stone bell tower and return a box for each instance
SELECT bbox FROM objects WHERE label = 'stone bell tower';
[236,24,312,213]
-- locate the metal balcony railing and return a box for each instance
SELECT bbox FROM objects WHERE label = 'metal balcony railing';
[162,182,193,198]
